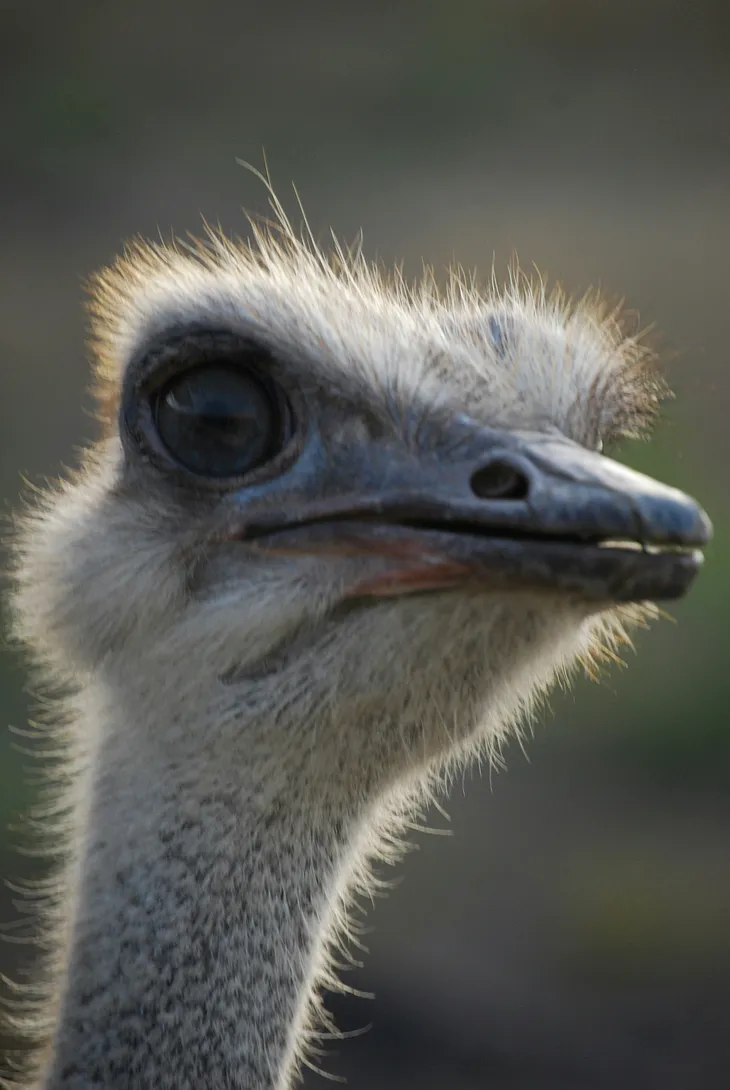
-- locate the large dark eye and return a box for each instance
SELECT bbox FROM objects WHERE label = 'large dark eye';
[154,365,283,477]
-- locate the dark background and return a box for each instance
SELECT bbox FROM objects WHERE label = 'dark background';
[1,2,728,1087]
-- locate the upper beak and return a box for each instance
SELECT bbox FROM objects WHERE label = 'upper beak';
[226,425,712,604]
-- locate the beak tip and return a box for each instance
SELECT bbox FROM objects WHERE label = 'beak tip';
[643,491,713,548]
[682,499,713,548]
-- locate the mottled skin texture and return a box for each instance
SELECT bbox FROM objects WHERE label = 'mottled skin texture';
[7,195,672,1089]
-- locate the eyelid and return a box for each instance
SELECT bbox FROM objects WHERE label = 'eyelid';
[129,328,276,394]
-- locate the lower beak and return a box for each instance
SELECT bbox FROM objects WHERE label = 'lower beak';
[250,519,705,603]
[233,429,712,605]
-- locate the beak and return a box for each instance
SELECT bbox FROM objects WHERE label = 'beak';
[227,425,712,604]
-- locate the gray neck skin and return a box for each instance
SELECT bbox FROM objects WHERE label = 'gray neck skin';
[43,700,366,1090]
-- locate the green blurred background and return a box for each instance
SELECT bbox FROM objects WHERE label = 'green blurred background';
[1,1,728,1087]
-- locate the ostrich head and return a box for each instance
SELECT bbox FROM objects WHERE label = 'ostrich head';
[10,198,711,1090]
[18,217,709,789]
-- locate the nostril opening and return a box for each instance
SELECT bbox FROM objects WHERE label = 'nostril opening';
[470,460,530,501]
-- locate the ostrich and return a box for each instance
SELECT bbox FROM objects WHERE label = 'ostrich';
[6,192,711,1090]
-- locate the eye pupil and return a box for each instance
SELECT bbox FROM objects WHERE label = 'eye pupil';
[155,365,281,477]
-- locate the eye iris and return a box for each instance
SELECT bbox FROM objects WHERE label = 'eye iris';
[155,366,278,477]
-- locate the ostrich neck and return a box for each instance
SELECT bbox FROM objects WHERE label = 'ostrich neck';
[43,681,375,1090]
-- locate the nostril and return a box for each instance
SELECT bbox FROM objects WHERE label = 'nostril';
[470,459,530,501]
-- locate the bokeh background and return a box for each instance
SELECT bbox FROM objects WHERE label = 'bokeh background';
[1,1,728,1087]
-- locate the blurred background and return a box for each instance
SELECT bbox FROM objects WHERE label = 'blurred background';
[1,1,728,1087]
